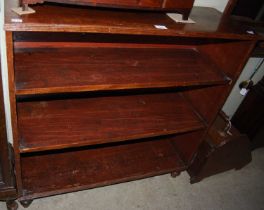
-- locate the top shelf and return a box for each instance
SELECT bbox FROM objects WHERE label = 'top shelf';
[5,1,258,40]
[14,44,229,96]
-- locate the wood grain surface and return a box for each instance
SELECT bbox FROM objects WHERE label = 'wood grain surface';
[21,137,186,199]
[14,45,227,96]
[18,92,204,153]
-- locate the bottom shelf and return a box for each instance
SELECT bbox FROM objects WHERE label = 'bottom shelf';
[20,136,186,200]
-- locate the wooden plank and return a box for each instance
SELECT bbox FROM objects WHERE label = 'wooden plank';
[20,137,186,200]
[4,1,257,40]
[6,31,23,196]
[14,46,228,96]
[17,92,204,153]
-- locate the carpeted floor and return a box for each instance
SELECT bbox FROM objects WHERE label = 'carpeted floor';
[1,148,264,210]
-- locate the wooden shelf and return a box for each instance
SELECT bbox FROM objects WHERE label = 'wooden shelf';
[14,45,228,96]
[5,2,256,40]
[17,92,204,153]
[3,0,257,204]
[21,137,186,200]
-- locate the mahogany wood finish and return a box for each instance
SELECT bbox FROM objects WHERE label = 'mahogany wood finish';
[14,45,227,96]
[18,93,204,153]
[6,31,23,198]
[21,0,194,20]
[183,40,256,125]
[20,137,186,200]
[4,2,258,40]
[171,130,204,164]
[3,0,259,207]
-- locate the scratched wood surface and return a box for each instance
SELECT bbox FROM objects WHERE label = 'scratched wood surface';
[14,45,227,96]
[18,92,204,153]
[21,136,186,200]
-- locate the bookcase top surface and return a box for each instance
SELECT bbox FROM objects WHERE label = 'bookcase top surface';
[5,0,258,40]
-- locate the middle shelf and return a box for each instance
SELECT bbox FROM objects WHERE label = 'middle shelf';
[17,92,205,153]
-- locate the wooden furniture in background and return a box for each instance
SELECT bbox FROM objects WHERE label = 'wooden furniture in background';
[232,77,264,149]
[223,0,264,21]
[1,0,259,209]
[0,58,17,209]
[21,0,195,20]
[189,112,252,183]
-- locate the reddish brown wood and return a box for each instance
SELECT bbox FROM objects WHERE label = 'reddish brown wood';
[18,93,204,153]
[14,45,227,96]
[4,1,258,204]
[21,0,194,20]
[20,137,186,199]
[183,41,256,125]
[4,2,257,40]
[171,130,205,164]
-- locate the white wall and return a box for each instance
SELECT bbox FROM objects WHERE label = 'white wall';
[194,0,229,12]
[222,58,264,118]
[1,0,14,144]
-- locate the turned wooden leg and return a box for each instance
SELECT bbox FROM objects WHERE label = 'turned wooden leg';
[6,200,18,210]
[170,171,181,178]
[20,200,33,208]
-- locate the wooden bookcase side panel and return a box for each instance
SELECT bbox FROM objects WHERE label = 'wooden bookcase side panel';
[183,85,228,127]
[20,136,186,200]
[171,130,205,164]
[184,40,256,125]
[5,31,23,197]
[198,41,257,81]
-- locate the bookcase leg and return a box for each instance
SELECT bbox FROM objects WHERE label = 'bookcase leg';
[20,200,33,208]
[170,171,181,178]
[6,200,18,210]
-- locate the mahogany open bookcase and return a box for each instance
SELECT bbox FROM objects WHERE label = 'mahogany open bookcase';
[2,0,258,208]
